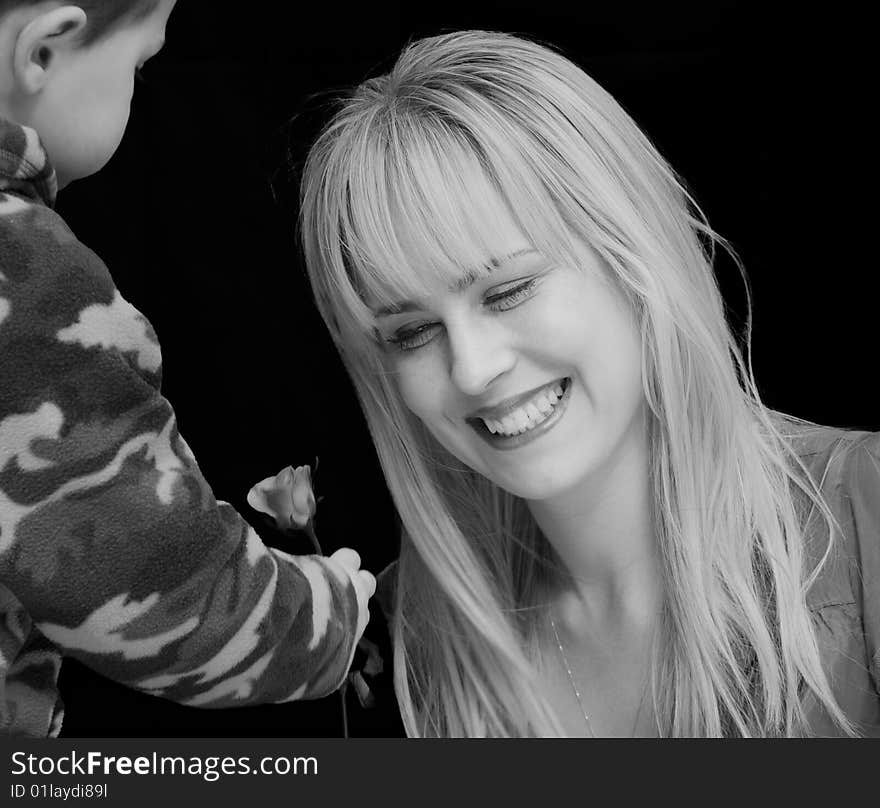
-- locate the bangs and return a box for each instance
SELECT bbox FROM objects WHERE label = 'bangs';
[331,111,580,332]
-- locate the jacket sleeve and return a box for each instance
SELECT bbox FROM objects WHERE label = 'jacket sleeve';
[846,432,880,694]
[0,203,362,708]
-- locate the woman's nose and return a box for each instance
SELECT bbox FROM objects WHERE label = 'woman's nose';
[447,317,516,396]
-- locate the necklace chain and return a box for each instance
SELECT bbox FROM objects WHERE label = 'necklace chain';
[550,612,656,738]
[550,613,595,737]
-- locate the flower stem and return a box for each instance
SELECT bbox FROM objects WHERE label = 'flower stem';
[304,521,322,555]
[340,681,349,738]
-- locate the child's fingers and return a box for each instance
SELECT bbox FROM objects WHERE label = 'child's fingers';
[325,550,375,636]
[353,572,375,640]
[329,548,375,599]
[329,547,361,572]
[358,569,377,599]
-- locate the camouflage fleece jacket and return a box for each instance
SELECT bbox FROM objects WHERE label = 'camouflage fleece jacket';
[0,119,363,736]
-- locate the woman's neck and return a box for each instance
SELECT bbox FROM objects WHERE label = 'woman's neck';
[527,419,661,636]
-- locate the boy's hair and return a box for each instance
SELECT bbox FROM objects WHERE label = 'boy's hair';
[0,1,160,47]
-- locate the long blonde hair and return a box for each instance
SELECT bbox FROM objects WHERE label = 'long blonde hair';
[299,30,854,736]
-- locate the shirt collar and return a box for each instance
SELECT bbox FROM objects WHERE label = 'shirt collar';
[0,117,58,208]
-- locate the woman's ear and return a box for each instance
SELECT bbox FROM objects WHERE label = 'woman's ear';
[12,6,88,94]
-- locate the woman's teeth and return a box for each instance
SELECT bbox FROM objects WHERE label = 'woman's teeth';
[482,381,567,436]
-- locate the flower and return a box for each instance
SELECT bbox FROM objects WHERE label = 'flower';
[247,459,385,732]
[247,465,316,531]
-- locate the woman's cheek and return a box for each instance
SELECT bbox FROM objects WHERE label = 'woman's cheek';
[396,364,439,420]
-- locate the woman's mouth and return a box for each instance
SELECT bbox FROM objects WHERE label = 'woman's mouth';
[468,377,572,450]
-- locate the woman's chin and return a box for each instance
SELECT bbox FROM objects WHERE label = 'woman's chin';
[490,464,587,503]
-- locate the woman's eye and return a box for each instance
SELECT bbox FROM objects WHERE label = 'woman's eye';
[484,277,539,311]
[385,322,442,352]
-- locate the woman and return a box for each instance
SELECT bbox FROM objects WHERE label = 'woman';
[298,30,879,736]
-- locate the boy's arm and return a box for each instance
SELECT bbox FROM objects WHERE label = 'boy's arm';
[0,206,363,708]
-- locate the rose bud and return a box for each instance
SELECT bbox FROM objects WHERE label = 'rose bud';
[247,465,316,530]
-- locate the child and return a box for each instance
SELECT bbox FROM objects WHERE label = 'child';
[0,0,375,737]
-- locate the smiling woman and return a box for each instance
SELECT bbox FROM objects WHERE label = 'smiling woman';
[299,30,880,737]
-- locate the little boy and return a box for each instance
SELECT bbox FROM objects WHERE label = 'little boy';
[0,0,375,736]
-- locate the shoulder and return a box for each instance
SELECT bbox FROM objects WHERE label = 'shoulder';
[0,196,113,297]
[1,196,118,341]
[778,417,862,466]
[1,123,157,381]
[1,202,162,382]
[784,418,880,611]
[775,416,878,502]
[788,421,880,506]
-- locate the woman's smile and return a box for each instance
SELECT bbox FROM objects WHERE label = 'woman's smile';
[467,377,572,450]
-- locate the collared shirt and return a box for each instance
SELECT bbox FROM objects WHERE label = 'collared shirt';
[1,118,363,736]
[793,424,880,735]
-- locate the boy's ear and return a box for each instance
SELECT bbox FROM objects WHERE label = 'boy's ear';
[12,6,88,94]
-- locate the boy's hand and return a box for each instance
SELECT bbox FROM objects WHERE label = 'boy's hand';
[326,548,376,642]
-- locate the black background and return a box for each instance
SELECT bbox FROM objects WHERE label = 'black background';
[54,2,872,737]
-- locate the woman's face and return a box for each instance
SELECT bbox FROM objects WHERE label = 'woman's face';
[373,201,648,502]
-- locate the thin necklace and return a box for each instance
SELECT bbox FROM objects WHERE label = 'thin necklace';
[550,613,595,737]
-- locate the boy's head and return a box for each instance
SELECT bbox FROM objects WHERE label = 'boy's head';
[0,1,176,188]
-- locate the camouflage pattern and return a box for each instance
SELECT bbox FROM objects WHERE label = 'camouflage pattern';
[0,119,363,737]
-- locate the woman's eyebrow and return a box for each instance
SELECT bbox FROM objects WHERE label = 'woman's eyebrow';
[451,248,537,292]
[373,248,538,317]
